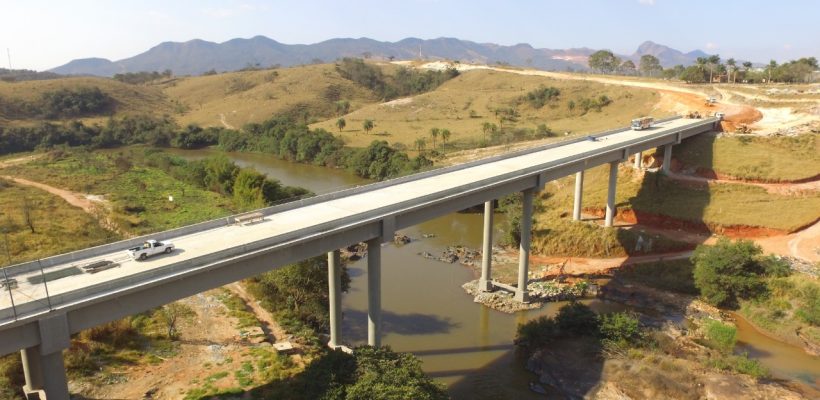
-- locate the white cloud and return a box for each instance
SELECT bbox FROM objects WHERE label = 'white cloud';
[705,42,718,50]
[638,0,656,5]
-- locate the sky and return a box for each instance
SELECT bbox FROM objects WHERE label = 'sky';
[1,0,818,71]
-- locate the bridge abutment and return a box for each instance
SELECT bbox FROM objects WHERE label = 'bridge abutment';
[573,171,584,221]
[479,201,494,292]
[327,250,342,349]
[366,238,382,347]
[515,188,534,303]
[605,161,618,227]
[22,313,70,400]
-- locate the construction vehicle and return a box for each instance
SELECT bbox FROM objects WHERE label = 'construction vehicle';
[705,97,717,106]
[715,112,725,121]
[631,116,654,130]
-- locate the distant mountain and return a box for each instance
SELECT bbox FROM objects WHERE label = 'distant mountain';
[49,36,711,77]
[631,41,712,67]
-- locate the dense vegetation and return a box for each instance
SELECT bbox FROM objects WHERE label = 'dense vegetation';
[519,85,561,109]
[0,87,114,119]
[517,302,643,350]
[113,70,172,85]
[1,113,432,181]
[335,58,458,100]
[692,238,790,309]
[0,68,61,82]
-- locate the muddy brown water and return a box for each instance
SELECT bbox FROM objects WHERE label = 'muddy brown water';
[169,148,819,396]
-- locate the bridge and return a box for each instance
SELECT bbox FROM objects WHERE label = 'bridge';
[0,116,718,399]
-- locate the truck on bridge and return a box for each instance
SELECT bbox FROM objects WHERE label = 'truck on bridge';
[126,240,174,261]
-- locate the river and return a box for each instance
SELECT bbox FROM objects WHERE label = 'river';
[168,148,819,397]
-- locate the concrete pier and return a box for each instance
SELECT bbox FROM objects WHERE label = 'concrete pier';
[479,201,494,292]
[662,144,673,174]
[634,151,642,169]
[366,238,381,347]
[605,161,618,227]
[573,171,584,221]
[515,189,534,303]
[327,250,342,348]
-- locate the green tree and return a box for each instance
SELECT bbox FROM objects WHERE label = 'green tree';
[766,60,778,82]
[363,119,375,134]
[587,50,621,74]
[414,137,426,154]
[429,127,439,149]
[153,302,195,339]
[619,60,637,76]
[481,122,493,142]
[336,118,346,133]
[232,168,267,210]
[639,54,662,77]
[692,238,774,308]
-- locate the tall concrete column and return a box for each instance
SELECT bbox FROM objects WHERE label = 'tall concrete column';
[366,238,381,347]
[605,161,618,227]
[327,249,342,349]
[662,144,673,174]
[479,201,494,292]
[21,345,69,400]
[634,151,642,169]
[515,188,534,303]
[573,171,584,221]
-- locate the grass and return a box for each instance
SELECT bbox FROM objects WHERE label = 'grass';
[310,68,670,148]
[0,76,171,126]
[0,178,118,266]
[703,319,737,353]
[615,259,698,295]
[541,164,820,233]
[739,275,820,348]
[216,288,261,329]
[165,64,375,128]
[674,133,820,181]
[2,149,234,236]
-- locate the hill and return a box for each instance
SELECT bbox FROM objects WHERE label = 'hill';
[631,41,712,67]
[49,36,714,77]
[311,67,670,148]
[164,63,376,128]
[0,77,172,125]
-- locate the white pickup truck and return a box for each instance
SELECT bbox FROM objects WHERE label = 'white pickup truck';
[127,239,174,261]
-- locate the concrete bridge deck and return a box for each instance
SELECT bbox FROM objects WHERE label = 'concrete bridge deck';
[0,116,718,398]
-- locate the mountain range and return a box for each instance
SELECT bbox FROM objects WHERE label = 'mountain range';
[50,37,713,77]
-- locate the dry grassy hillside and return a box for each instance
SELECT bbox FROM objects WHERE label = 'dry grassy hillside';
[311,68,670,148]
[0,77,171,126]
[164,64,376,128]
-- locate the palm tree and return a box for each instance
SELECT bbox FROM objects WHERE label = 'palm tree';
[441,129,451,150]
[429,128,439,149]
[363,119,375,134]
[336,118,346,133]
[482,122,492,142]
[726,58,736,83]
[742,61,752,83]
[707,55,721,83]
[414,138,426,154]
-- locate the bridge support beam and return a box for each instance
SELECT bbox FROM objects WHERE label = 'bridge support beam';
[605,161,618,227]
[327,249,342,349]
[366,238,382,347]
[634,151,642,169]
[573,171,584,221]
[515,188,534,303]
[21,313,70,400]
[662,144,673,174]
[479,201,494,292]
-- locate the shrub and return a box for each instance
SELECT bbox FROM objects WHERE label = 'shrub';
[555,301,600,336]
[599,312,642,347]
[692,238,774,308]
[703,319,737,354]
